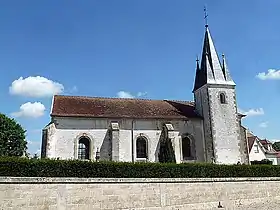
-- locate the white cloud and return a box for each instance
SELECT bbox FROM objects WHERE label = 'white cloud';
[271,139,280,142]
[259,121,268,128]
[137,92,148,97]
[117,91,134,98]
[256,69,280,80]
[238,108,264,117]
[9,76,64,98]
[11,102,46,118]
[70,86,78,93]
[117,91,147,98]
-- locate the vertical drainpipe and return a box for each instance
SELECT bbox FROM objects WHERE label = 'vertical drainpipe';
[131,119,135,163]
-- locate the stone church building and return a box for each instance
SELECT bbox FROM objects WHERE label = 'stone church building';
[41,25,249,164]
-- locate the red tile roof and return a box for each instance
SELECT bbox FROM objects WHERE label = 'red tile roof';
[51,95,202,119]
[259,139,272,145]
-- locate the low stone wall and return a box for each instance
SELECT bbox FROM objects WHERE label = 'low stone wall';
[1,177,280,210]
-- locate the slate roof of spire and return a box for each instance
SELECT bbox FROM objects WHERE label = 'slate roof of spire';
[193,26,235,92]
[51,95,202,119]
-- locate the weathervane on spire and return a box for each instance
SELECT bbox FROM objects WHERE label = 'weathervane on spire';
[204,6,208,27]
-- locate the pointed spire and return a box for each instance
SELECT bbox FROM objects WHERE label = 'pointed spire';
[193,23,235,92]
[204,27,225,82]
[205,53,215,83]
[222,54,235,85]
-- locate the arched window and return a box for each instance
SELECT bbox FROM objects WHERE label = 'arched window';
[219,93,226,104]
[136,136,148,159]
[182,136,192,160]
[78,137,90,160]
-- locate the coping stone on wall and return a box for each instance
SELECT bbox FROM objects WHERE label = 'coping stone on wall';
[0,177,280,184]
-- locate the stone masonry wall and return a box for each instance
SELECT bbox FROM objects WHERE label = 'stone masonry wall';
[208,87,241,164]
[1,177,280,210]
[194,86,214,163]
[46,117,205,163]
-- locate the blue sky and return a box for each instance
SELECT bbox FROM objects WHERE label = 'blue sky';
[1,0,279,155]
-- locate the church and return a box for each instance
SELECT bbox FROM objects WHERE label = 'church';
[41,24,250,165]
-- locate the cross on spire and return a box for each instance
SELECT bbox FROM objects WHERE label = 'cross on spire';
[204,6,208,27]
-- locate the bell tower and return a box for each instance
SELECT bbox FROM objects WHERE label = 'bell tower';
[193,24,243,164]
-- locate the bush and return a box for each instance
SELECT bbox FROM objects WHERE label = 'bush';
[0,157,279,178]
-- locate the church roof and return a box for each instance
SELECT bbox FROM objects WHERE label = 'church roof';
[51,95,202,119]
[193,26,235,92]
[259,139,272,145]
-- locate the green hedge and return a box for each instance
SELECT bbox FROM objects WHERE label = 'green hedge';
[0,157,279,178]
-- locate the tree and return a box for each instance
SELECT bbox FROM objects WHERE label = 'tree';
[272,142,280,152]
[0,113,27,157]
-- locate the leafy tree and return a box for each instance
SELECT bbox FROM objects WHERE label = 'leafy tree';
[272,142,280,151]
[0,113,27,157]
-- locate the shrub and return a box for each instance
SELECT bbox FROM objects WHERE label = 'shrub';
[0,157,279,178]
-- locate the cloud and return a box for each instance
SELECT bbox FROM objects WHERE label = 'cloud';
[64,85,78,95]
[70,86,78,93]
[238,108,264,117]
[117,91,134,98]
[11,102,46,118]
[271,139,280,142]
[137,92,148,97]
[117,91,147,98]
[259,121,268,128]
[256,69,280,80]
[9,76,64,97]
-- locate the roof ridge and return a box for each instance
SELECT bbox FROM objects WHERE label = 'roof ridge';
[54,94,194,103]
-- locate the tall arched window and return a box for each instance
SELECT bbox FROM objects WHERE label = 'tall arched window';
[219,93,226,104]
[136,136,148,159]
[78,137,90,160]
[182,136,192,160]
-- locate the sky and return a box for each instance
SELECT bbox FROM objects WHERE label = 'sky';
[0,0,280,155]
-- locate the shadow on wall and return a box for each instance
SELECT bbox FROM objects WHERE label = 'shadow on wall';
[154,131,162,162]
[157,125,176,163]
[100,130,112,161]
